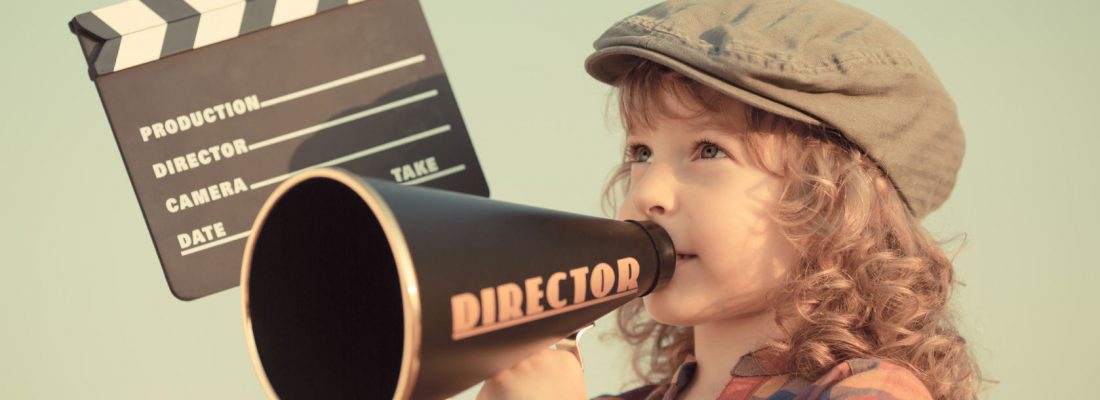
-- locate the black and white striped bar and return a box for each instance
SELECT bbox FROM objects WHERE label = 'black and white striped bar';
[71,0,367,77]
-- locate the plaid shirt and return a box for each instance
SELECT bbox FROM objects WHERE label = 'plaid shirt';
[596,349,932,400]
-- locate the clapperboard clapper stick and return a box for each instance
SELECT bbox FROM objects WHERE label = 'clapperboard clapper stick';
[69,0,489,300]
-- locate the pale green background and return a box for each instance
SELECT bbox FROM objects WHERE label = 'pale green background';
[1,0,1097,398]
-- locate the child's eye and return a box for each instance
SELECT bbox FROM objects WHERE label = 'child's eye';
[695,140,728,160]
[626,143,653,163]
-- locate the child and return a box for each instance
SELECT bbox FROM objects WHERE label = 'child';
[478,0,981,399]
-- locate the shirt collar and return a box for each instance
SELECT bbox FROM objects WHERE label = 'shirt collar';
[673,347,791,377]
[661,348,790,399]
[729,347,789,377]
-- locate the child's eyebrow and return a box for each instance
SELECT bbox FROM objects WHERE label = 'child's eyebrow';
[622,115,743,138]
[694,115,743,132]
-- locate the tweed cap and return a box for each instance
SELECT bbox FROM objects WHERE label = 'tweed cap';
[585,0,964,219]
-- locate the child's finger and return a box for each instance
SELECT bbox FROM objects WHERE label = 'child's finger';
[476,347,586,400]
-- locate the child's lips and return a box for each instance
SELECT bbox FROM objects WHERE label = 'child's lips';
[675,253,697,266]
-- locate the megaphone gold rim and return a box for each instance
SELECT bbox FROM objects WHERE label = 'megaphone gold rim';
[240,168,422,400]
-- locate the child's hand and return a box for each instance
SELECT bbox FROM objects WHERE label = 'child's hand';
[475,347,586,400]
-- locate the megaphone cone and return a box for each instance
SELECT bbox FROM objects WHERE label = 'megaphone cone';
[241,168,675,399]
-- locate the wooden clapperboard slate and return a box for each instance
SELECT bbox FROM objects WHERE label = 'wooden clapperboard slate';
[69,0,489,300]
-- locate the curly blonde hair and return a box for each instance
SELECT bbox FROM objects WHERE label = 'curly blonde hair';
[601,60,982,400]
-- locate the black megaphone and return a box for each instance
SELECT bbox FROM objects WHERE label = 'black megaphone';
[240,168,675,399]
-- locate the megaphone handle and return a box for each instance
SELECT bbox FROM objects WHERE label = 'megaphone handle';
[553,322,595,370]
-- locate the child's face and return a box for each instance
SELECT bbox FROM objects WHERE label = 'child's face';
[616,95,799,328]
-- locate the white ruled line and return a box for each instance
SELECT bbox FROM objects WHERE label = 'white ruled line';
[401,164,466,185]
[248,89,439,151]
[259,54,427,108]
[180,231,250,256]
[249,124,452,190]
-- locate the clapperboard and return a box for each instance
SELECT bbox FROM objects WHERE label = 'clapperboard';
[69,0,489,300]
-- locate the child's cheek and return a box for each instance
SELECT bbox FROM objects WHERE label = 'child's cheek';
[683,162,734,186]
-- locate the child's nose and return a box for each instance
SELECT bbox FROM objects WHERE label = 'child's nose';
[626,163,676,220]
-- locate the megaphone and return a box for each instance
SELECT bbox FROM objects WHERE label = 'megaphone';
[240,168,676,399]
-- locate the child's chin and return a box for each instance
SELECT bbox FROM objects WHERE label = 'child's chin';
[641,293,693,326]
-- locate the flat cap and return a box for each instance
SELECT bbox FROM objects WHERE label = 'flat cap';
[586,0,964,219]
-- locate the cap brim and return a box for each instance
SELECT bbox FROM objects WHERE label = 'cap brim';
[585,45,823,128]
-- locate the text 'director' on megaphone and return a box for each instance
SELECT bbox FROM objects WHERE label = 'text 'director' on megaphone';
[239,168,676,399]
